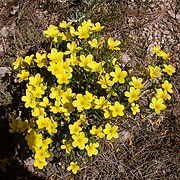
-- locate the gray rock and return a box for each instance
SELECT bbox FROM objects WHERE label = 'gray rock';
[0,67,11,77]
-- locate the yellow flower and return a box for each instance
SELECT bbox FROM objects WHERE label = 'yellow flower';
[25,130,43,150]
[65,41,81,55]
[85,91,94,105]
[49,61,59,74]
[94,96,109,110]
[43,25,60,39]
[29,73,43,87]
[76,25,90,39]
[110,66,127,84]
[61,139,73,154]
[131,103,140,115]
[81,19,93,29]
[112,58,117,66]
[129,77,144,89]
[103,123,118,140]
[79,54,93,71]
[60,31,69,41]
[21,92,36,108]
[34,158,47,169]
[61,88,75,104]
[147,65,161,79]
[17,70,30,81]
[152,46,170,60]
[32,86,45,98]
[103,108,112,119]
[41,138,52,150]
[72,132,88,150]
[69,26,77,37]
[153,46,161,55]
[162,80,173,93]
[88,61,104,73]
[47,48,63,63]
[59,20,72,28]
[90,125,105,138]
[155,88,171,100]
[85,142,99,157]
[26,84,35,92]
[124,87,141,103]
[76,114,87,125]
[91,22,104,31]
[98,73,114,89]
[66,54,79,66]
[158,51,170,60]
[39,83,47,91]
[108,37,121,50]
[59,60,73,73]
[69,122,82,135]
[72,94,91,112]
[61,102,74,117]
[9,119,18,133]
[39,97,50,107]
[49,86,63,100]
[34,52,47,68]
[46,117,58,134]
[50,100,62,114]
[36,116,49,129]
[88,38,99,49]
[23,55,34,65]
[34,148,50,160]
[17,119,29,132]
[109,101,124,117]
[149,97,166,114]
[12,57,23,69]
[67,162,80,174]
[163,64,175,76]
[56,70,72,85]
[32,107,46,117]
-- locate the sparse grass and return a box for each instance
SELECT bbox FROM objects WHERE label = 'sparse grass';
[0,0,179,179]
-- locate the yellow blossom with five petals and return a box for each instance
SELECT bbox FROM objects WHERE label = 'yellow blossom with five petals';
[69,122,82,135]
[98,73,114,89]
[110,66,127,84]
[163,64,175,76]
[108,37,121,50]
[17,70,30,81]
[103,123,118,140]
[124,87,141,103]
[131,103,140,115]
[85,142,99,156]
[162,80,173,93]
[90,125,105,138]
[109,101,124,117]
[67,162,80,174]
[149,97,166,114]
[129,77,144,89]
[72,132,88,150]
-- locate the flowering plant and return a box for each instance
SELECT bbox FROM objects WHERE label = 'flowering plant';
[10,19,175,173]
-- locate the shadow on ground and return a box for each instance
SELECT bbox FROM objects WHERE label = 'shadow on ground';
[0,105,44,180]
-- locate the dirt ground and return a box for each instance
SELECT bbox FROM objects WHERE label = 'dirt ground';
[0,0,179,179]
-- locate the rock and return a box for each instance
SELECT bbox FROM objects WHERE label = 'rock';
[0,67,11,77]
[119,130,130,143]
[24,157,35,173]
[0,44,4,53]
[0,27,9,37]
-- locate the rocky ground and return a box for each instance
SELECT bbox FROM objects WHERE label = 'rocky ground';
[0,0,179,179]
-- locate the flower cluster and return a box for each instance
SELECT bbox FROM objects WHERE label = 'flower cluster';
[10,20,176,174]
[148,46,176,114]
